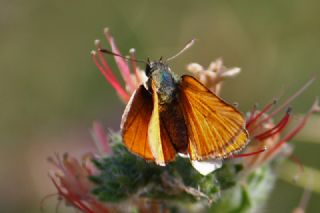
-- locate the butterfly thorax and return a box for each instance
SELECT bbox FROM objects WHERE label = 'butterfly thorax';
[145,61,189,153]
[146,61,178,105]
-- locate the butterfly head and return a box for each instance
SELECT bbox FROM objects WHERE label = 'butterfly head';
[144,57,178,104]
[145,57,169,77]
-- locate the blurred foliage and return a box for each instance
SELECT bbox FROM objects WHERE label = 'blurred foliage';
[1,0,319,212]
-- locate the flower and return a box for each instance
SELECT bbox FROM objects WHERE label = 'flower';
[91,28,147,103]
[46,122,112,213]
[186,58,241,95]
[243,97,319,172]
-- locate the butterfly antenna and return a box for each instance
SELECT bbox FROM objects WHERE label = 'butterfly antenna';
[98,48,147,64]
[167,38,196,62]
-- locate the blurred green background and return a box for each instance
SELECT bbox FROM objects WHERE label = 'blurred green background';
[1,0,319,212]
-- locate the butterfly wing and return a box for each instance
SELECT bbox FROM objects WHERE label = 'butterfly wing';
[121,85,155,161]
[148,80,176,165]
[178,75,248,160]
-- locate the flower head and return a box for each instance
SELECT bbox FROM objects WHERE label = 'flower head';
[186,58,241,95]
[46,123,112,213]
[91,28,147,103]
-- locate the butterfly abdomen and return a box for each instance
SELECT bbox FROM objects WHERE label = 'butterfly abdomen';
[160,100,189,153]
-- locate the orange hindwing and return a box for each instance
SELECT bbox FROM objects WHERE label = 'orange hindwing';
[178,75,248,160]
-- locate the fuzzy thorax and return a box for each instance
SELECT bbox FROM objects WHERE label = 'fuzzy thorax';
[147,62,178,104]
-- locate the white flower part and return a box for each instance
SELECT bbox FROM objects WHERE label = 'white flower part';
[208,59,223,72]
[186,63,204,73]
[199,75,208,85]
[178,153,189,158]
[191,159,223,176]
[220,67,241,78]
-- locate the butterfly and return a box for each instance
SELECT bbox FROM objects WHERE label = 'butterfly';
[120,58,249,166]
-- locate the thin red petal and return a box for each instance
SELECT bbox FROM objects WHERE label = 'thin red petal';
[92,53,130,102]
[251,78,315,129]
[92,122,112,155]
[96,48,119,84]
[104,29,136,91]
[263,98,318,160]
[246,100,277,129]
[254,108,291,141]
[246,104,257,124]
[49,175,95,213]
[90,200,111,213]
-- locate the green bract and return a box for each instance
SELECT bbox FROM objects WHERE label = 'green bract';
[90,134,275,213]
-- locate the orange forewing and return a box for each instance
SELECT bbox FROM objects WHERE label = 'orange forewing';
[120,85,155,161]
[178,75,248,160]
[148,81,176,165]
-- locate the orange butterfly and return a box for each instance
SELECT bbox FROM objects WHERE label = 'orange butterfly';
[120,59,249,166]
